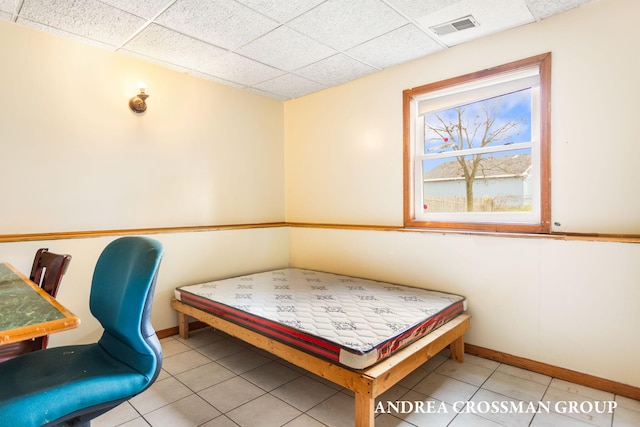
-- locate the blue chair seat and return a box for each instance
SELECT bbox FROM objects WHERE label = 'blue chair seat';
[0,344,152,426]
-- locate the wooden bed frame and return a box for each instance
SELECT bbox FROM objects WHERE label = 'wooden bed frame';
[172,298,470,427]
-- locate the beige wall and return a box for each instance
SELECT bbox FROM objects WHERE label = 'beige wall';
[285,0,640,235]
[285,0,640,387]
[0,21,288,343]
[289,228,640,387]
[0,20,284,233]
[0,228,290,345]
[0,0,638,390]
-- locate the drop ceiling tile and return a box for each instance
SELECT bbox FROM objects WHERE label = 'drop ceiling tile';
[236,0,325,23]
[124,24,227,70]
[0,0,18,14]
[525,0,596,20]
[236,26,337,71]
[245,86,290,101]
[198,52,284,86]
[99,0,171,20]
[17,17,117,49]
[288,0,408,51]
[189,70,246,89]
[384,0,464,19]
[347,24,443,69]
[18,0,146,46]
[415,0,535,47]
[253,73,326,99]
[295,53,377,87]
[0,11,9,20]
[120,48,191,73]
[155,0,279,50]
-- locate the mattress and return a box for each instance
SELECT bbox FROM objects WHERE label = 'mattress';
[174,268,466,369]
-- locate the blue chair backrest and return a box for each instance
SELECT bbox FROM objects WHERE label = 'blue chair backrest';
[91,236,164,381]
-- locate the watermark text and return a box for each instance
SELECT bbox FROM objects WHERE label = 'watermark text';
[375,400,617,415]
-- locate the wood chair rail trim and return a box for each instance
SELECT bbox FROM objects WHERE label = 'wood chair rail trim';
[1,222,639,244]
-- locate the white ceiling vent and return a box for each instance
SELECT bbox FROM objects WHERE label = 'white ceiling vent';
[430,15,479,36]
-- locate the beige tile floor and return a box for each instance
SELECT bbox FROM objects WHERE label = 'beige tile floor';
[93,328,640,427]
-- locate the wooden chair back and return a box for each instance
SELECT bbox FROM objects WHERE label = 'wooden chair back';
[0,249,72,361]
[30,248,72,298]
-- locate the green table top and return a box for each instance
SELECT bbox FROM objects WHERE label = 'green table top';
[0,263,66,332]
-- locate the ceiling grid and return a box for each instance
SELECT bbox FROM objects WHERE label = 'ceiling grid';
[0,0,597,100]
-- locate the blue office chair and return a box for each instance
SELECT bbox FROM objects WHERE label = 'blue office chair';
[0,236,164,426]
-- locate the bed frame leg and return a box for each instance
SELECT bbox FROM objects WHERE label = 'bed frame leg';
[449,334,464,363]
[355,392,374,427]
[178,312,189,340]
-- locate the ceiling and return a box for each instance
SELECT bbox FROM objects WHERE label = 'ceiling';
[1,0,597,101]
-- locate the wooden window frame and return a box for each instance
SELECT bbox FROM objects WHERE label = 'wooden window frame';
[403,53,551,233]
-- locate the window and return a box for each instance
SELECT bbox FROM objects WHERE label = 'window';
[403,53,551,233]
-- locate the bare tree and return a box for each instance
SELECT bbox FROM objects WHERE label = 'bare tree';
[426,99,525,211]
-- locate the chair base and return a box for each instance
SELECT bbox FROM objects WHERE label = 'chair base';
[44,400,127,427]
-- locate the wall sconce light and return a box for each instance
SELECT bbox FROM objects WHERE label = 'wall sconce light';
[129,82,149,113]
